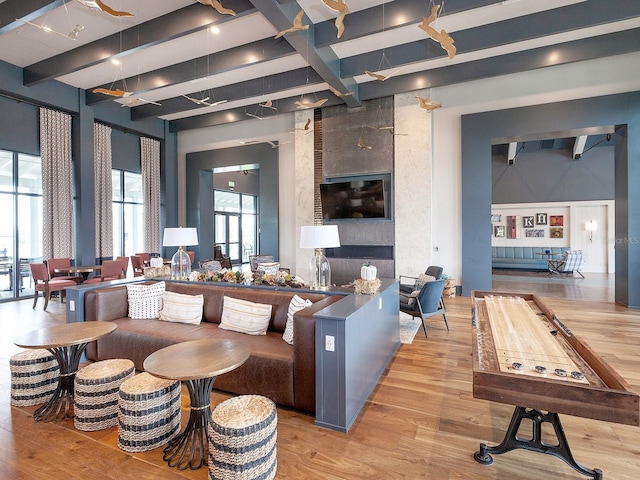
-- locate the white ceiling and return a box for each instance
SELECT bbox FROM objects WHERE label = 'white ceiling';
[1,0,638,130]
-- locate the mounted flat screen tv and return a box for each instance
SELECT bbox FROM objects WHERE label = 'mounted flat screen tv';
[320,178,388,220]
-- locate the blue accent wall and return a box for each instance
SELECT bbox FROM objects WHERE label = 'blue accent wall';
[492,147,614,204]
[185,143,279,264]
[462,91,640,307]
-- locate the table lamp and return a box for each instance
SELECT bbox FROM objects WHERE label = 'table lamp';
[163,227,198,279]
[300,225,340,290]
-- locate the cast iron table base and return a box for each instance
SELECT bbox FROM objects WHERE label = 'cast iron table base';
[163,377,216,470]
[34,343,86,422]
[474,406,603,479]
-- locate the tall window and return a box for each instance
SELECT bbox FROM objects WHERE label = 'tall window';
[214,190,257,264]
[0,150,42,301]
[112,170,144,257]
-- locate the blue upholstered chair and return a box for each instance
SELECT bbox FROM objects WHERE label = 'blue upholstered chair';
[399,265,443,294]
[399,278,449,337]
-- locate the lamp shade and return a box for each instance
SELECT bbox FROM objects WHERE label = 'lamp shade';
[163,227,198,247]
[300,225,340,249]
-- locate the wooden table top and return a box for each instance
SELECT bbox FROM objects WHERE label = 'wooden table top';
[54,265,102,274]
[14,322,116,349]
[143,338,251,381]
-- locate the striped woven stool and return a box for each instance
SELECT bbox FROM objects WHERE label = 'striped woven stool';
[208,395,277,480]
[10,349,59,407]
[117,372,181,453]
[74,359,135,431]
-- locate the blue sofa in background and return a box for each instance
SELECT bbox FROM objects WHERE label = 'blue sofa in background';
[492,246,569,270]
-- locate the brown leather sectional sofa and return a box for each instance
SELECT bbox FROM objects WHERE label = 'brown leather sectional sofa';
[83,281,343,413]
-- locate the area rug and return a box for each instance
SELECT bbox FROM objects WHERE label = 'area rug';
[399,316,422,344]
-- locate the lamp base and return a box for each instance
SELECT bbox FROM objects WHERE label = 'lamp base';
[171,247,191,280]
[309,251,331,290]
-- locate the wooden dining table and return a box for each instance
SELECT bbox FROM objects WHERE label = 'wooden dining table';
[54,265,102,281]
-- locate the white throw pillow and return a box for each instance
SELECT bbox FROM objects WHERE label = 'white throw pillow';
[219,296,273,335]
[158,291,204,325]
[282,294,313,345]
[127,281,165,319]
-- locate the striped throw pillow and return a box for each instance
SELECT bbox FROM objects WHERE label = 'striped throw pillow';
[219,296,273,335]
[159,291,204,324]
[282,295,312,345]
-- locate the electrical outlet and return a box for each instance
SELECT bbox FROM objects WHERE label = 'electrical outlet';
[69,300,75,312]
[433,246,439,252]
[325,335,335,352]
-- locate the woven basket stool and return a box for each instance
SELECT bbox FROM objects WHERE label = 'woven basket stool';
[208,395,277,480]
[10,349,59,407]
[74,358,135,431]
[117,372,181,453]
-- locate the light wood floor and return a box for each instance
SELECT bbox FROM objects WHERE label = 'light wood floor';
[1,277,638,479]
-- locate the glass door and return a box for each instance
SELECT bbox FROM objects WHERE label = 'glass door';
[214,190,257,266]
[0,151,42,302]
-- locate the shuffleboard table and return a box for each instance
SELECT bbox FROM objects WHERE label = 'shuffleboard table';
[471,291,639,479]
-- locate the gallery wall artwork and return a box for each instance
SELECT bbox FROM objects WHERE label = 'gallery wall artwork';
[550,227,564,238]
[550,215,564,226]
[523,216,534,228]
[525,229,545,238]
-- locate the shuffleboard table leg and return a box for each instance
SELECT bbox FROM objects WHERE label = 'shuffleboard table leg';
[474,406,604,479]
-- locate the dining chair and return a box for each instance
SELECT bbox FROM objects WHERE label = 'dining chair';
[135,253,151,266]
[399,278,449,337]
[30,262,78,310]
[130,255,144,277]
[84,260,125,284]
[46,258,82,284]
[116,256,130,277]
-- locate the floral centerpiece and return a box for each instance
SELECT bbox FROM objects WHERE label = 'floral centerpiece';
[253,270,306,288]
[188,268,251,284]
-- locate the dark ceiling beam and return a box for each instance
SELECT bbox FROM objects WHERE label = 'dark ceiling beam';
[86,38,296,106]
[23,0,256,86]
[341,0,640,77]
[131,67,324,120]
[249,0,360,107]
[169,89,342,132]
[358,28,640,101]
[314,0,497,48]
[0,0,63,33]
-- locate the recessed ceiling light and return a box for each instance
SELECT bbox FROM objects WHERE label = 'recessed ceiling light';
[111,59,120,65]
[210,26,220,34]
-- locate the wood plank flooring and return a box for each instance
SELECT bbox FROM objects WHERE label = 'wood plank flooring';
[1,277,638,479]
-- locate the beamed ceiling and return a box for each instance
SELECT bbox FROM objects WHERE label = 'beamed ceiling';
[1,0,639,133]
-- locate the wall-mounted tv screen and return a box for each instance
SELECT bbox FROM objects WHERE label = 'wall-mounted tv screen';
[320,179,387,220]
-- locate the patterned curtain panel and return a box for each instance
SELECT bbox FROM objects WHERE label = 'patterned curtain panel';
[141,137,161,253]
[40,107,74,260]
[94,123,113,259]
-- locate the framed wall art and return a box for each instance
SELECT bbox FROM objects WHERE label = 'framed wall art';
[523,216,534,228]
[550,215,564,226]
[550,227,564,239]
[525,229,544,238]
[494,225,505,237]
[536,213,547,225]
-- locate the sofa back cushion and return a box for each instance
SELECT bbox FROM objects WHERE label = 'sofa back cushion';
[219,296,272,335]
[164,282,331,334]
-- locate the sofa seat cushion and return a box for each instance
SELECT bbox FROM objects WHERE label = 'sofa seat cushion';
[93,317,295,408]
